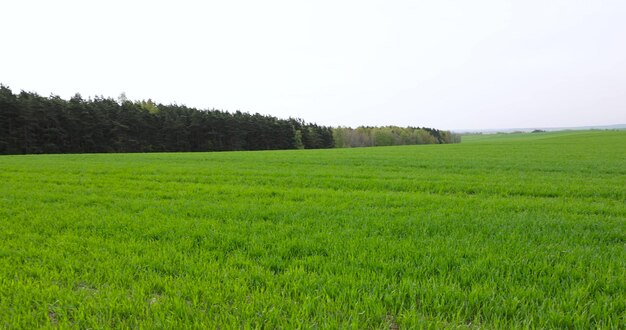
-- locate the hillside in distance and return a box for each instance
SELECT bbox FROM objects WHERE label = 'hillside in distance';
[453,123,626,134]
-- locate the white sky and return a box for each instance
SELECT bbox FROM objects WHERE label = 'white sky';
[2,0,625,130]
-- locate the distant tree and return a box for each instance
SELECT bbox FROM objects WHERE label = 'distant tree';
[139,99,159,114]
[0,85,20,153]
[294,130,304,149]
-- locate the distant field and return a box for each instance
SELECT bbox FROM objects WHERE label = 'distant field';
[1,130,625,328]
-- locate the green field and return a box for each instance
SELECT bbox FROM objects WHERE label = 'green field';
[1,130,625,328]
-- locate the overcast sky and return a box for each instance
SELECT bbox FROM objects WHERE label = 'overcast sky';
[2,0,625,130]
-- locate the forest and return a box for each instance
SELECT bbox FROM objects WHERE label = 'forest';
[0,85,459,154]
[333,126,461,147]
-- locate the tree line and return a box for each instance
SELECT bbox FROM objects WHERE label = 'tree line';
[0,86,333,154]
[0,85,459,155]
[333,126,460,147]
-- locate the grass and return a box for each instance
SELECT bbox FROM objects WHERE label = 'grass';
[1,130,625,328]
